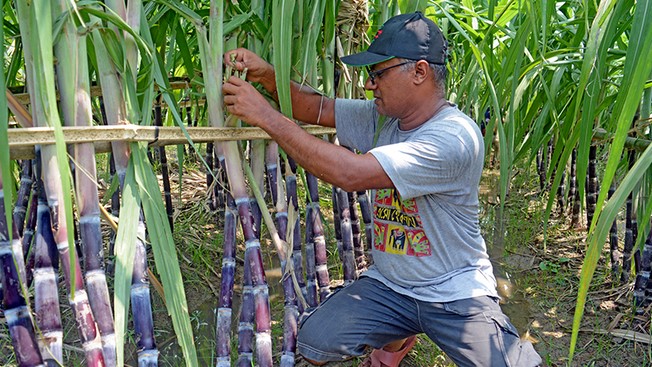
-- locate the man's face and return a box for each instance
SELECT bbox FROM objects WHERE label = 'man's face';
[364,59,414,118]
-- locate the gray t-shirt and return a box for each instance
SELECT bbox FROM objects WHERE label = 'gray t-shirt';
[335,98,498,302]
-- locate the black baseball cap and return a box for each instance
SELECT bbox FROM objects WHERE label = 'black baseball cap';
[341,12,447,66]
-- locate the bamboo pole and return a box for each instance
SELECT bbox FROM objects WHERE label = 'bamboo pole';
[8,125,335,159]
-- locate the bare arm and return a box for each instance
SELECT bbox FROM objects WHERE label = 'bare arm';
[223,76,392,192]
[224,48,335,128]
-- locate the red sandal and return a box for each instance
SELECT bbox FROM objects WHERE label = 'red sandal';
[366,335,417,367]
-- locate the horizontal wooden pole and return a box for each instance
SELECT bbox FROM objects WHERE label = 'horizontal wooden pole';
[9,125,336,159]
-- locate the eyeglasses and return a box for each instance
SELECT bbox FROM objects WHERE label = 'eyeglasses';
[366,61,414,84]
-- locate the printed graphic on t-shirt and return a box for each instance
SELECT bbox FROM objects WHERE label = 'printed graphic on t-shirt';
[373,189,431,256]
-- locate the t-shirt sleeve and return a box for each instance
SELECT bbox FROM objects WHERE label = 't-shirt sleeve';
[370,117,482,200]
[335,98,378,153]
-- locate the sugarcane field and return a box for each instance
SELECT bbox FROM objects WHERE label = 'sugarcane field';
[1,0,652,366]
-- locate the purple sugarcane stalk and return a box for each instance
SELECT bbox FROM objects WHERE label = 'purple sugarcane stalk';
[22,194,38,287]
[1,175,45,366]
[348,191,366,272]
[93,10,159,362]
[216,195,237,367]
[306,173,331,303]
[131,220,158,366]
[285,158,307,304]
[206,142,216,211]
[335,188,357,284]
[586,145,598,229]
[633,221,652,310]
[260,148,300,365]
[356,190,373,263]
[237,263,255,367]
[155,95,174,231]
[13,160,33,237]
[34,170,63,366]
[622,151,637,283]
[569,148,581,228]
[607,185,620,283]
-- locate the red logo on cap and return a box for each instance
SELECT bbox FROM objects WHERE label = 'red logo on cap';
[374,30,383,39]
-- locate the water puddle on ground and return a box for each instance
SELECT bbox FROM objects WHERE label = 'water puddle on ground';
[480,172,534,335]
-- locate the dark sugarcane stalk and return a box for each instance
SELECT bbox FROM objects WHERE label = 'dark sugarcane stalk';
[22,194,37,287]
[608,185,620,283]
[285,157,307,302]
[336,187,357,284]
[22,191,37,259]
[1,177,45,367]
[106,152,119,276]
[357,190,373,256]
[206,143,217,211]
[154,95,174,231]
[237,262,255,367]
[536,146,547,191]
[54,14,117,362]
[246,161,300,367]
[92,8,159,363]
[306,173,331,302]
[586,145,598,229]
[622,190,635,283]
[214,148,227,211]
[332,188,343,262]
[557,170,567,216]
[215,194,237,367]
[266,142,280,207]
[131,220,158,367]
[622,150,638,283]
[633,222,652,311]
[13,160,33,237]
[348,191,366,272]
[569,148,581,228]
[304,203,319,308]
[34,165,63,366]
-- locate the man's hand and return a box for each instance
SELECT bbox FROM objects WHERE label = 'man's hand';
[223,76,280,128]
[223,48,275,89]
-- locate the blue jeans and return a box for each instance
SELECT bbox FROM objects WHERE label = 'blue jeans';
[297,277,542,366]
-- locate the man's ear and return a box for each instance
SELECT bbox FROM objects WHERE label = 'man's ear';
[413,60,430,84]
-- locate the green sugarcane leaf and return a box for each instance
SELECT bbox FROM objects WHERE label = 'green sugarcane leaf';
[132,143,198,367]
[272,0,296,119]
[30,0,77,299]
[113,158,141,367]
[570,1,652,360]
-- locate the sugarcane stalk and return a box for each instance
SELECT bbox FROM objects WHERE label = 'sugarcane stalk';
[155,94,174,231]
[33,155,63,366]
[348,191,366,272]
[215,194,237,367]
[569,148,581,228]
[22,192,37,287]
[586,145,598,229]
[306,173,331,302]
[53,3,117,361]
[332,187,343,264]
[93,2,159,363]
[633,221,652,311]
[335,187,357,284]
[1,176,45,366]
[237,262,255,367]
[304,204,319,308]
[285,157,307,303]
[13,160,32,237]
[557,170,567,216]
[17,0,105,363]
[608,185,620,283]
[622,190,635,283]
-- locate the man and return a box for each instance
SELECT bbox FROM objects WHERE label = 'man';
[223,11,541,367]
